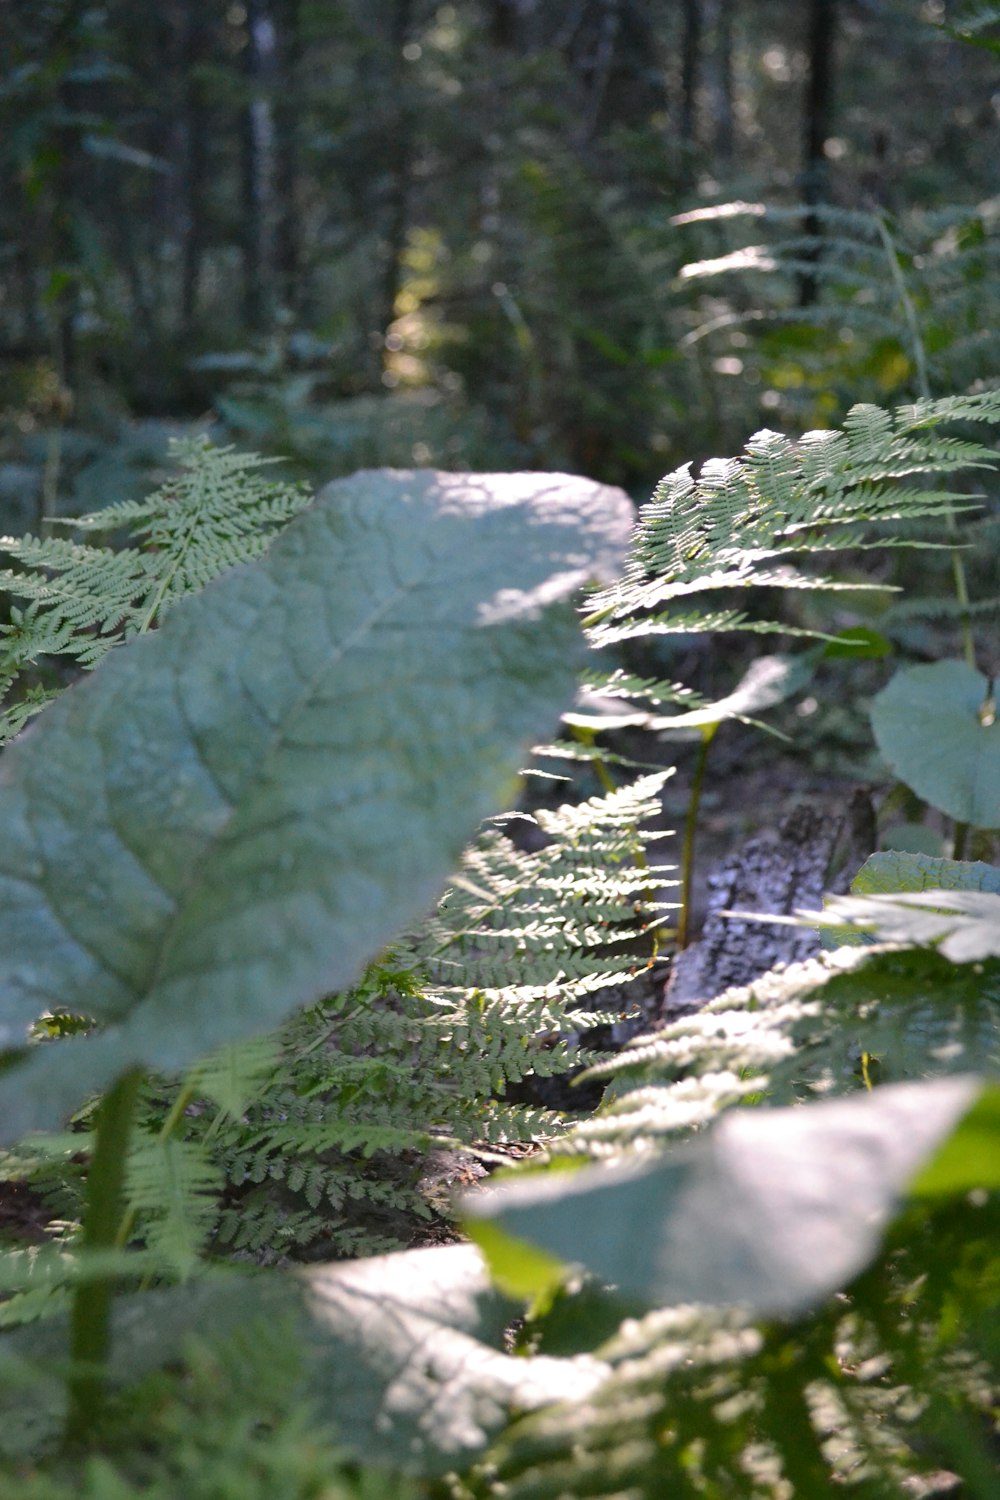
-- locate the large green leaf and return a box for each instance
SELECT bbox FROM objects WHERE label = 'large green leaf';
[822,853,1000,951]
[463,1077,995,1317]
[870,660,1000,826]
[0,469,632,1142]
[0,1245,609,1476]
[852,849,1000,897]
[298,1244,608,1475]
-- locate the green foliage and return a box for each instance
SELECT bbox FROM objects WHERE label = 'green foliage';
[1,399,998,1497]
[675,199,1000,422]
[871,660,1000,826]
[470,1191,1000,1500]
[466,1077,996,1314]
[108,774,672,1269]
[854,848,1000,896]
[0,464,631,1143]
[412,771,673,1000]
[2,1310,417,1500]
[584,389,1000,660]
[450,872,1000,1497]
[0,440,313,741]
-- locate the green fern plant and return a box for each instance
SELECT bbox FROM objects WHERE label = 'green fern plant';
[0,438,312,740]
[674,197,1000,416]
[575,387,1000,933]
[672,198,1000,653]
[121,773,672,1268]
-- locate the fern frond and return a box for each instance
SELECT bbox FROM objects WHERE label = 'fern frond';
[882,592,1000,623]
[125,1133,222,1276]
[675,195,1000,408]
[188,1035,283,1130]
[0,439,312,743]
[583,394,998,704]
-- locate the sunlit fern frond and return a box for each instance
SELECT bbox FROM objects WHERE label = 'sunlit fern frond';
[413,771,676,1001]
[483,1239,998,1500]
[581,392,1000,725]
[0,439,312,743]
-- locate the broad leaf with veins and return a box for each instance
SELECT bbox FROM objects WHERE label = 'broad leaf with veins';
[0,468,632,1142]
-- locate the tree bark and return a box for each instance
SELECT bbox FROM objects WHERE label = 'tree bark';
[239,0,276,333]
[680,0,702,152]
[799,0,838,306]
[180,0,211,334]
[372,0,415,383]
[273,0,302,316]
[711,0,735,164]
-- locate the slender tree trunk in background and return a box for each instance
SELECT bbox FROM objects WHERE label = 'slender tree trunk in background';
[273,0,302,317]
[50,1,87,399]
[489,0,522,50]
[680,0,702,185]
[240,0,277,333]
[711,0,735,165]
[373,0,415,384]
[14,251,44,347]
[180,0,210,335]
[114,184,160,360]
[799,0,837,306]
[579,0,621,144]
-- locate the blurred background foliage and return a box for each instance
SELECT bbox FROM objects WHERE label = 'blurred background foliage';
[0,0,998,527]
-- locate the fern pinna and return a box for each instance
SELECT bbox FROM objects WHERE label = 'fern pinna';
[0,439,312,741]
[579,389,1000,723]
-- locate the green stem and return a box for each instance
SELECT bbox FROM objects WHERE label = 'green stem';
[571,723,618,797]
[677,725,716,951]
[39,424,63,533]
[66,1067,144,1446]
[876,213,976,670]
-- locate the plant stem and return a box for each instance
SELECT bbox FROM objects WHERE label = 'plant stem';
[876,213,976,670]
[39,424,63,532]
[571,723,618,797]
[66,1067,144,1446]
[676,725,716,951]
[952,821,968,861]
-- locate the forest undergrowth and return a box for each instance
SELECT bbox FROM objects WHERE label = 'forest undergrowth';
[0,367,995,1498]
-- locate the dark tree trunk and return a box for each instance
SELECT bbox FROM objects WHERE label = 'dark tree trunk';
[489,0,523,49]
[799,0,838,306]
[50,0,89,397]
[239,0,276,332]
[273,0,302,316]
[180,0,211,334]
[372,0,415,383]
[711,0,735,164]
[578,0,621,143]
[680,0,702,151]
